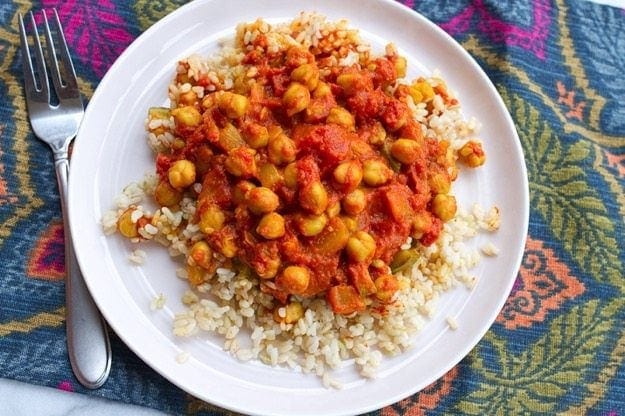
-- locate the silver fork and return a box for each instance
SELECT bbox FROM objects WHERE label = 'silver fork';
[19,9,111,389]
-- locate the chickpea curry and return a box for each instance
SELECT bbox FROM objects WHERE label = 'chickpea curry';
[121,33,485,316]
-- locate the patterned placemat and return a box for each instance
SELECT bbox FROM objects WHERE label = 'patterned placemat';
[1,0,623,414]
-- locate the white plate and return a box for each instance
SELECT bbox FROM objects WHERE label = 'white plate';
[68,0,528,415]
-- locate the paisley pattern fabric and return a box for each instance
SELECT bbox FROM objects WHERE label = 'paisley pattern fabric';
[1,0,624,414]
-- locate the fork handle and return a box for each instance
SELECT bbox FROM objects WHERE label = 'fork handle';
[55,154,112,389]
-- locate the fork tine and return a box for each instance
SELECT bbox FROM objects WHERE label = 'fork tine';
[19,12,50,102]
[43,9,80,100]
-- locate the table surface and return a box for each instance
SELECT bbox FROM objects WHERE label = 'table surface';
[0,0,625,416]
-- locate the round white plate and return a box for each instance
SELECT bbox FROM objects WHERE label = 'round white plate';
[69,0,528,415]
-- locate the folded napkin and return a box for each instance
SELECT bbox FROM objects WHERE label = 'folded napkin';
[1,0,623,414]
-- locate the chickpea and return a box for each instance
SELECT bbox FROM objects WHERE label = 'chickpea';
[291,63,320,91]
[313,81,332,98]
[333,160,363,190]
[296,213,328,237]
[390,138,421,164]
[277,265,310,295]
[198,204,225,234]
[233,180,256,205]
[458,140,486,167]
[201,94,216,110]
[224,147,257,178]
[412,211,433,238]
[154,180,183,207]
[245,186,280,214]
[428,171,451,195]
[273,301,304,324]
[168,159,196,189]
[117,208,139,238]
[346,231,377,263]
[431,194,457,222]
[283,162,298,189]
[342,189,366,215]
[187,264,207,286]
[189,241,213,270]
[326,107,355,131]
[283,82,310,117]
[374,274,399,303]
[299,181,328,215]
[257,255,281,279]
[178,89,198,106]
[326,200,341,218]
[243,123,269,149]
[336,72,368,96]
[268,133,296,165]
[362,160,392,187]
[218,91,249,119]
[341,215,358,232]
[171,105,201,127]
[256,212,286,239]
[367,121,387,146]
[216,232,238,258]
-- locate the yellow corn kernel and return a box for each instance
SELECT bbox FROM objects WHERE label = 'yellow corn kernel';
[342,189,366,215]
[333,160,363,190]
[362,159,392,187]
[243,123,269,149]
[218,91,249,119]
[171,105,201,127]
[431,194,457,222]
[326,106,355,131]
[198,204,225,234]
[189,241,213,270]
[168,159,196,189]
[299,181,328,215]
[282,82,310,116]
[278,266,310,295]
[154,180,183,207]
[224,147,257,178]
[268,133,296,165]
[458,140,486,167]
[245,187,280,214]
[390,138,421,164]
[296,213,328,237]
[256,212,286,239]
[291,63,320,91]
[346,231,376,263]
[117,208,139,238]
